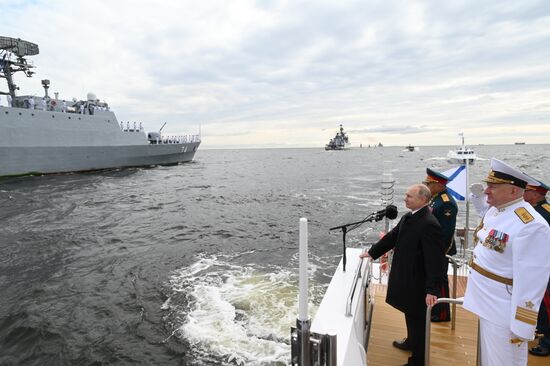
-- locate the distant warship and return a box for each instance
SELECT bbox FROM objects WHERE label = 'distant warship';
[325,124,351,150]
[0,36,200,177]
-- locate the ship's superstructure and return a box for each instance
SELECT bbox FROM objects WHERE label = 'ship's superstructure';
[447,133,476,165]
[0,36,200,177]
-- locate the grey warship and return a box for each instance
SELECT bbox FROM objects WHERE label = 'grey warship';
[325,124,351,150]
[0,36,200,177]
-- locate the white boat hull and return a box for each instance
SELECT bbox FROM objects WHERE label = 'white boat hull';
[310,248,372,366]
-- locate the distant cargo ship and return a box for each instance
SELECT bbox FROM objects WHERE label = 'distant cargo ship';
[0,36,200,177]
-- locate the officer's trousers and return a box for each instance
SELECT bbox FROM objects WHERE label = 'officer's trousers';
[479,317,527,366]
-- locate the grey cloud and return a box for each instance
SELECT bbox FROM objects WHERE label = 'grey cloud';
[3,0,550,146]
[349,125,438,134]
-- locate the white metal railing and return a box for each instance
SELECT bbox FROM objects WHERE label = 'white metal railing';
[446,255,459,330]
[150,135,201,144]
[291,218,338,366]
[345,257,370,316]
[424,297,480,366]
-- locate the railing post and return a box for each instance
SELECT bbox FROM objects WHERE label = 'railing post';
[446,255,459,330]
[297,218,310,365]
[327,333,337,366]
[425,303,434,366]
[425,298,465,366]
[476,321,481,366]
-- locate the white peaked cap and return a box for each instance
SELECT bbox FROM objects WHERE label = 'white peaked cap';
[484,158,540,188]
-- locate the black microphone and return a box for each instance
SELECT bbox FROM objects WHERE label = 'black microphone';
[373,204,398,221]
[329,204,398,231]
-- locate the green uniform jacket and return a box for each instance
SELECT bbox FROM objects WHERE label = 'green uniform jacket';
[429,189,458,255]
[533,198,550,297]
[534,198,550,224]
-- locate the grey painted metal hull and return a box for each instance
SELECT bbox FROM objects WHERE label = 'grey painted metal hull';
[0,143,200,176]
[0,106,200,176]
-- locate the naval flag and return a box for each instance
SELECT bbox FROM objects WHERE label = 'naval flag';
[443,165,467,201]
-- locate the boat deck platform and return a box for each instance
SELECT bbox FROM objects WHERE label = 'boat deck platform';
[366,275,546,365]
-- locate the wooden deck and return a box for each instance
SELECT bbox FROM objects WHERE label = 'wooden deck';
[366,276,546,365]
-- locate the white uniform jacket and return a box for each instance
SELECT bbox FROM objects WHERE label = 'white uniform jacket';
[464,198,550,340]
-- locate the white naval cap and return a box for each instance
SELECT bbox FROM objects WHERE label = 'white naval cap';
[484,158,539,189]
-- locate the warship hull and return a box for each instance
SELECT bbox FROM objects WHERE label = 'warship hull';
[0,106,200,177]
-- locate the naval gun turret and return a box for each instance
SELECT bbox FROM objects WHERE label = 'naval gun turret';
[147,122,167,144]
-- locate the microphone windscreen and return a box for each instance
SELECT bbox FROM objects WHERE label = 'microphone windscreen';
[385,204,398,219]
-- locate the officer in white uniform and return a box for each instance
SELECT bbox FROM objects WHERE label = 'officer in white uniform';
[463,158,550,366]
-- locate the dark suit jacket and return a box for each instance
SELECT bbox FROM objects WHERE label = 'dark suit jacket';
[368,205,447,314]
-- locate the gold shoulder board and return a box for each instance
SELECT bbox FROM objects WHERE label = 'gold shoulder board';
[441,194,449,202]
[542,203,550,213]
[514,207,534,224]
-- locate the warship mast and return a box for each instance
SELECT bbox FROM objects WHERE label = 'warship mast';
[0,36,39,100]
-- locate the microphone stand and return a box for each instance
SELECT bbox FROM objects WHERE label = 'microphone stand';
[329,212,383,271]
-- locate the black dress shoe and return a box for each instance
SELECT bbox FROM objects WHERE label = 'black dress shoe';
[392,338,411,350]
[529,345,550,356]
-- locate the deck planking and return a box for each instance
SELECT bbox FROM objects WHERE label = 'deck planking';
[366,277,547,365]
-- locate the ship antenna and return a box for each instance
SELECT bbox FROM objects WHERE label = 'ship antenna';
[0,36,39,100]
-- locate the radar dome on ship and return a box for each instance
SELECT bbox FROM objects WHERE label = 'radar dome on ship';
[87,92,97,101]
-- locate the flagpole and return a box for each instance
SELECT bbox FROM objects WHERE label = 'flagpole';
[464,160,470,254]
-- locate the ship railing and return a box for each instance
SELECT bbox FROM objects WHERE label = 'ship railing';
[120,122,144,133]
[345,256,371,317]
[446,255,461,330]
[425,297,481,366]
[355,256,375,353]
[146,134,202,144]
[292,249,373,366]
[425,255,480,365]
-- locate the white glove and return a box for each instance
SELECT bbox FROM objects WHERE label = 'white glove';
[469,183,485,197]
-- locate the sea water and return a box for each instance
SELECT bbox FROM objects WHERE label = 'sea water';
[1,145,548,365]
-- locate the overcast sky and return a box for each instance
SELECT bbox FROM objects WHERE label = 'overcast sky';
[2,0,550,148]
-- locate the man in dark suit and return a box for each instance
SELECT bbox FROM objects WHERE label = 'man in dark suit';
[360,184,447,366]
[423,168,458,322]
[524,180,550,357]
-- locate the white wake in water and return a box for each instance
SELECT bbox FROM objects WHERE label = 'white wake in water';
[165,254,324,365]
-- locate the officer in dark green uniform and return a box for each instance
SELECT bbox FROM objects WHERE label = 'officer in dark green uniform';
[423,168,458,322]
[524,180,550,357]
